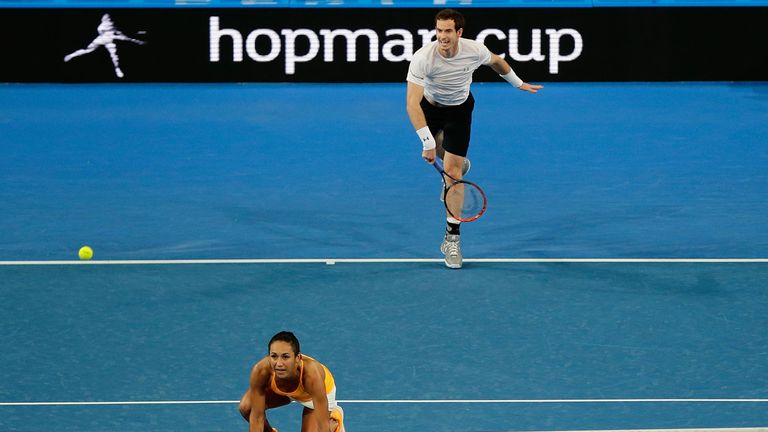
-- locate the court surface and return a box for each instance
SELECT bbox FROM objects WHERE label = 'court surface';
[1,82,767,431]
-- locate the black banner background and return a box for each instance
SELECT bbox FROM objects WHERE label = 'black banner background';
[1,7,766,82]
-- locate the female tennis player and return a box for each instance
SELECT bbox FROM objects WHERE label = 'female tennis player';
[239,331,345,432]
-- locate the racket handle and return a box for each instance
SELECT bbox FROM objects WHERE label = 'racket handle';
[432,158,444,172]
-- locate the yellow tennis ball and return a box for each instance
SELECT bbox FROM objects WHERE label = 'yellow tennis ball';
[78,246,93,260]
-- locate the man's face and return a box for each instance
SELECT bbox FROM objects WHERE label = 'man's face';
[269,341,300,379]
[435,19,463,54]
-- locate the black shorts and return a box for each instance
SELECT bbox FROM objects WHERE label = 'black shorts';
[420,92,475,158]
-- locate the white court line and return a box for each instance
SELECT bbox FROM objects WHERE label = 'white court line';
[527,429,768,432]
[1,258,768,266]
[2,398,768,406]
[339,398,768,403]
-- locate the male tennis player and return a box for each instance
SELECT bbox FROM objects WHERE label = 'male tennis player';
[406,9,542,269]
[239,331,345,432]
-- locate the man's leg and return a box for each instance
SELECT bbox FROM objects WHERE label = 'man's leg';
[438,94,473,269]
[441,150,467,269]
[436,131,470,176]
[442,151,465,180]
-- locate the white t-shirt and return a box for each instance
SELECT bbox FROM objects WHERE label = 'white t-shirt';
[406,38,492,106]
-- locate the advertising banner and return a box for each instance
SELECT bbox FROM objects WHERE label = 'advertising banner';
[1,7,766,82]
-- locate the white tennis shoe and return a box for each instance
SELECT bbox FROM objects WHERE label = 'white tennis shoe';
[441,234,462,269]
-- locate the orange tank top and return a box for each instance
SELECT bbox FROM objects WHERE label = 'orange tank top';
[270,355,335,402]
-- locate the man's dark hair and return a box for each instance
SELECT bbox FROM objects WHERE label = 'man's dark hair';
[435,9,465,32]
[268,331,301,355]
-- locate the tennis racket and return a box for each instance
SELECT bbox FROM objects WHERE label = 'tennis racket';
[433,158,487,222]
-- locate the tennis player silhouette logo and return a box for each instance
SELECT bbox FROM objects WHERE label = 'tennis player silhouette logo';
[64,14,146,78]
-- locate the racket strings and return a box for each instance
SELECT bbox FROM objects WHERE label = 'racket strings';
[445,181,485,221]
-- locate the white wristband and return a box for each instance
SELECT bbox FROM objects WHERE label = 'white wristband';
[416,126,436,151]
[500,69,524,88]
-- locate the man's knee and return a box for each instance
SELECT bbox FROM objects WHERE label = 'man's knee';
[444,159,465,179]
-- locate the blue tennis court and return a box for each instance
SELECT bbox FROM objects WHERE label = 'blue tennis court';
[1,82,767,431]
